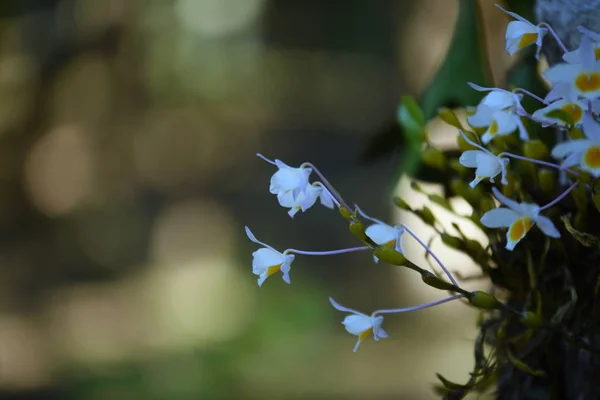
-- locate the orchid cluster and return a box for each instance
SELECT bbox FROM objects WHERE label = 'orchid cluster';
[245,4,600,393]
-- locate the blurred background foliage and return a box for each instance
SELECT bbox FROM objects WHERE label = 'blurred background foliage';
[0,0,521,399]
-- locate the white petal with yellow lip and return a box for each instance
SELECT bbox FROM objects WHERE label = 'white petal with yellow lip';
[246,226,296,286]
[580,144,600,176]
[532,99,586,127]
[506,216,534,251]
[481,111,518,144]
[505,21,540,55]
[480,188,560,251]
[365,223,405,256]
[329,297,388,352]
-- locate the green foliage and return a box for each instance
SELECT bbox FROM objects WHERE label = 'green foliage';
[419,0,491,121]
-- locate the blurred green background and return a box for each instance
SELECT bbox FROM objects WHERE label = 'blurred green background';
[0,1,512,399]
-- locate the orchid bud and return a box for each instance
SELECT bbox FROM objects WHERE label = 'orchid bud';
[538,168,556,194]
[520,311,542,329]
[373,246,406,265]
[571,183,588,212]
[349,220,367,241]
[339,206,352,220]
[468,291,498,310]
[502,173,520,198]
[523,140,549,160]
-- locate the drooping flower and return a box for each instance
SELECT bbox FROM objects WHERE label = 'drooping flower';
[496,5,547,57]
[245,226,295,286]
[480,187,560,251]
[551,111,600,177]
[329,297,387,352]
[544,34,600,99]
[354,206,405,261]
[257,154,312,199]
[458,131,509,187]
[467,83,528,143]
[277,182,335,218]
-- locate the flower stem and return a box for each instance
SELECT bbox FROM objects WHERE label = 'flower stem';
[538,22,569,53]
[301,162,352,212]
[513,88,546,104]
[285,246,369,256]
[499,152,580,176]
[400,224,459,286]
[540,181,579,211]
[373,293,466,316]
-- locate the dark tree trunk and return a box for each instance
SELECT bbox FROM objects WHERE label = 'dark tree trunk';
[494,2,600,399]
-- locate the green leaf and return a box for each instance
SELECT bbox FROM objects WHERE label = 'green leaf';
[393,96,426,178]
[419,0,491,121]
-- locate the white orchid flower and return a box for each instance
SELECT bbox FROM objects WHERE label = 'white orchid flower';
[532,98,589,127]
[551,111,600,177]
[277,182,335,218]
[467,83,528,143]
[354,206,405,262]
[480,187,560,251]
[245,226,295,286]
[457,131,509,187]
[329,297,387,352]
[257,154,312,199]
[496,5,547,57]
[544,34,600,99]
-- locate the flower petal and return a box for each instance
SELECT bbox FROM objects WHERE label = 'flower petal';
[459,150,482,168]
[329,297,369,318]
[342,315,374,336]
[505,217,534,250]
[491,186,522,211]
[319,188,335,209]
[543,63,580,85]
[474,152,502,178]
[551,140,593,159]
[245,226,278,252]
[467,104,494,127]
[366,223,398,246]
[300,185,321,212]
[582,112,600,140]
[252,248,284,274]
[535,215,560,238]
[480,207,520,228]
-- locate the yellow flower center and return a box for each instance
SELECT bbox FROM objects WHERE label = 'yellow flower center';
[584,145,600,169]
[508,217,533,243]
[385,239,396,247]
[595,48,600,60]
[489,120,499,136]
[561,103,583,124]
[518,33,537,49]
[359,327,374,343]
[575,72,600,92]
[266,263,282,277]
